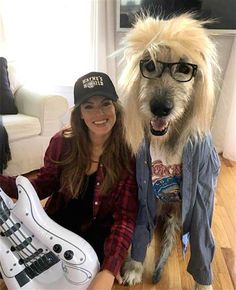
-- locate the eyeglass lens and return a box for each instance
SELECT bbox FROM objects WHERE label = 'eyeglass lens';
[141,60,196,82]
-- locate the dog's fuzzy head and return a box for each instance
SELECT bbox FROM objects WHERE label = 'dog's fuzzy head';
[118,13,219,154]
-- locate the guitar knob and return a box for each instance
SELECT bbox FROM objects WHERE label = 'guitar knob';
[53,244,62,253]
[64,250,74,260]
[19,258,24,265]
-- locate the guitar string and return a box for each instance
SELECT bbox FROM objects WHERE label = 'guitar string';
[2,215,47,271]
[0,222,31,270]
[2,220,37,268]
[6,216,47,270]
[5,216,37,254]
[0,200,37,257]
[0,199,32,269]
[17,185,64,269]
[2,220,47,273]
[0,197,57,273]
[16,187,55,265]
[0,199,55,278]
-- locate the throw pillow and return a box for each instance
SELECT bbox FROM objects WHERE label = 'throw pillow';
[0,116,11,173]
[0,57,18,115]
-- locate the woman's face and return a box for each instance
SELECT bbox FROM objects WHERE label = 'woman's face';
[80,95,116,139]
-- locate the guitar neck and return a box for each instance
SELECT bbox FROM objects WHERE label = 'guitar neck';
[0,195,60,287]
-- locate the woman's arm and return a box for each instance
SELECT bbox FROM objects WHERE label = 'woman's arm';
[101,166,138,278]
[0,175,17,198]
[88,270,115,290]
[29,132,65,199]
[0,132,65,200]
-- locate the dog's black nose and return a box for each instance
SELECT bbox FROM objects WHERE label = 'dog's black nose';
[150,98,173,116]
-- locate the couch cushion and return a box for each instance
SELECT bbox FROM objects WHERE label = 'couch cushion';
[2,114,41,142]
[0,57,18,114]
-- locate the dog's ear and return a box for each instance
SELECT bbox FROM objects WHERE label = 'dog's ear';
[118,51,146,153]
[190,53,217,136]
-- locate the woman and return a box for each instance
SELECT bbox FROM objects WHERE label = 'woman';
[0,72,138,290]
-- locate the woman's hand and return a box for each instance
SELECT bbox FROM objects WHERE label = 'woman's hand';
[88,270,115,290]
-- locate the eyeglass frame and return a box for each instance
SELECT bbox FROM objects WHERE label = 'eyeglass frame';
[139,59,198,82]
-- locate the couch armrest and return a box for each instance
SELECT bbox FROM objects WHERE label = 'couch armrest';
[14,86,69,136]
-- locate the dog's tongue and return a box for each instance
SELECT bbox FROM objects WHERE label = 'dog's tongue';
[151,118,168,131]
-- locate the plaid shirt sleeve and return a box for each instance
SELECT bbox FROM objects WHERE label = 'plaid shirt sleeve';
[101,164,138,276]
[0,132,64,200]
[0,174,17,198]
[30,132,65,200]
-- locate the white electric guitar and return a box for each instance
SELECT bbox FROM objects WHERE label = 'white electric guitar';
[0,176,100,290]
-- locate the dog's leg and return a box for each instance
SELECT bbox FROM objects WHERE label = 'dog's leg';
[152,212,180,283]
[194,283,213,290]
[121,257,144,286]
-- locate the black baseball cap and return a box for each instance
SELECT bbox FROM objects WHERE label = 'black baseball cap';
[74,72,118,106]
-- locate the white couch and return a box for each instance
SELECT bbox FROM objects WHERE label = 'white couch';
[2,66,69,176]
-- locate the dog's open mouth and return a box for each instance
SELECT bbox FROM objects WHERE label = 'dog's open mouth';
[150,117,169,136]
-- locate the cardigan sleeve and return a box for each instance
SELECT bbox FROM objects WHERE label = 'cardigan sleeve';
[130,139,156,263]
[101,165,138,276]
[187,135,220,285]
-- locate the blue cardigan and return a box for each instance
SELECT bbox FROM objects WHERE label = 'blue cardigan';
[131,133,220,285]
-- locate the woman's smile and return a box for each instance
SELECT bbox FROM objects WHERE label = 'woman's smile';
[93,119,108,125]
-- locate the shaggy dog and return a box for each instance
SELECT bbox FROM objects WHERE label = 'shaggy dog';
[118,14,220,290]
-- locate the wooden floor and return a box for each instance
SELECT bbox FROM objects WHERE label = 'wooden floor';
[0,155,235,290]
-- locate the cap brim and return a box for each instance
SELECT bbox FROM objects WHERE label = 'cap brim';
[74,90,118,106]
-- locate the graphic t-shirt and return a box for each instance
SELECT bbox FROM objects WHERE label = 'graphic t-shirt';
[152,160,182,203]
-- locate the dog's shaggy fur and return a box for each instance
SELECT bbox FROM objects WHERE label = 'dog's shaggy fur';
[118,13,219,290]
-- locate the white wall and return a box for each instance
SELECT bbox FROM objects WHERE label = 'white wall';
[213,35,235,102]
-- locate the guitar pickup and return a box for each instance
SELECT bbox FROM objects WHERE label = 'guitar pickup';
[2,223,21,237]
[15,237,32,251]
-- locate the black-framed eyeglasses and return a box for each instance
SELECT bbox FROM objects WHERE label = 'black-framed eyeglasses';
[140,59,198,82]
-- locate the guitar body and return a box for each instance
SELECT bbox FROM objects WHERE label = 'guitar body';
[0,176,100,289]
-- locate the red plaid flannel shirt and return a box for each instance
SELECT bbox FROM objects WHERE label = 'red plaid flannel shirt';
[0,132,138,276]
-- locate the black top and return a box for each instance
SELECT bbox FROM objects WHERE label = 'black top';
[52,171,97,234]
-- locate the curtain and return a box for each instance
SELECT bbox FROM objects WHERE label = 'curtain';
[0,0,8,57]
[0,0,94,88]
[212,37,236,161]
[91,0,117,85]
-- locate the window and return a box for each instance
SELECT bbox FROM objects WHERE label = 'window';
[1,0,93,88]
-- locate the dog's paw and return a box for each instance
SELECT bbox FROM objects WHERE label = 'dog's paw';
[121,258,144,286]
[195,282,213,290]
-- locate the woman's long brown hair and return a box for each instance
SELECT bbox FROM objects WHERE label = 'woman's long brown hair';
[58,101,133,197]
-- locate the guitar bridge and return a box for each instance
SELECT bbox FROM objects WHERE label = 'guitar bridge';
[15,251,60,287]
